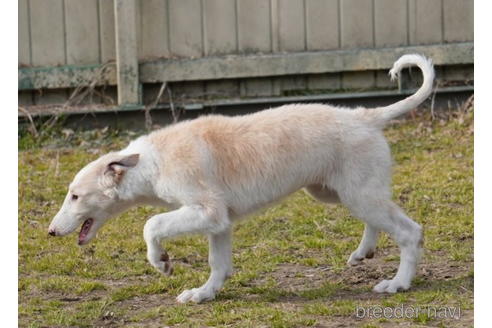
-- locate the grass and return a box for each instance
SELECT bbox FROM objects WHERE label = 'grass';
[18,107,473,327]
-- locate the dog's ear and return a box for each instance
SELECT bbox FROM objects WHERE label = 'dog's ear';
[105,154,139,182]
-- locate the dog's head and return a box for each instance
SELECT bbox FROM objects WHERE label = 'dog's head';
[48,152,139,245]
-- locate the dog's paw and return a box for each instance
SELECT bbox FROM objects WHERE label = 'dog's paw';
[149,251,173,276]
[347,254,363,266]
[347,249,375,266]
[176,287,215,303]
[373,279,410,293]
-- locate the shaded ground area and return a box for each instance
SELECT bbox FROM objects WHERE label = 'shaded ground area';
[19,106,473,327]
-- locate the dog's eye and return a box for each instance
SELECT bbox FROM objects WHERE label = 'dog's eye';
[71,194,79,201]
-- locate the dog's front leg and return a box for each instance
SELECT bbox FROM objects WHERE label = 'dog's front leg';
[143,204,231,302]
[176,228,233,303]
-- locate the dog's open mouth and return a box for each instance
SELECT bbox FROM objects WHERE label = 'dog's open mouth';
[78,218,94,245]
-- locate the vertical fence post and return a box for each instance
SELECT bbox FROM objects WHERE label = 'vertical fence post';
[114,0,140,106]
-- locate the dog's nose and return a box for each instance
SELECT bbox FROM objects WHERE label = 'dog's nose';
[48,229,57,236]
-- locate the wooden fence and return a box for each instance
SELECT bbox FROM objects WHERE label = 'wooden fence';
[18,0,474,109]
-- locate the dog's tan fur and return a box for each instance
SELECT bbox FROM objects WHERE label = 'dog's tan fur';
[49,54,434,303]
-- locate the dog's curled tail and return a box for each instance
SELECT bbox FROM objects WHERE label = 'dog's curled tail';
[369,54,435,126]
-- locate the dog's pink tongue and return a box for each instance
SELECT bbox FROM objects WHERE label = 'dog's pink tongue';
[78,218,94,244]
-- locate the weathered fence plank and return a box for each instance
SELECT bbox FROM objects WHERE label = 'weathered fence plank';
[277,0,307,93]
[140,42,473,82]
[340,0,374,89]
[28,0,68,104]
[237,0,272,53]
[30,0,65,66]
[65,0,100,64]
[18,91,33,106]
[169,0,202,57]
[375,0,407,47]
[99,0,116,62]
[305,0,339,51]
[409,0,443,45]
[166,0,205,97]
[203,0,237,55]
[278,0,305,52]
[33,89,68,105]
[305,0,340,91]
[443,0,474,43]
[140,0,169,59]
[19,64,116,90]
[443,65,474,82]
[307,73,341,91]
[375,0,408,88]
[342,71,375,90]
[114,0,139,105]
[203,0,239,98]
[18,0,31,66]
[237,0,272,96]
[340,0,373,49]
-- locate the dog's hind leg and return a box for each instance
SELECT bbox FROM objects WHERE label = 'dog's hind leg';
[342,190,422,293]
[372,204,423,293]
[305,185,379,265]
[347,224,379,265]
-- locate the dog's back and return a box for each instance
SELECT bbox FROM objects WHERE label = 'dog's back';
[146,104,384,216]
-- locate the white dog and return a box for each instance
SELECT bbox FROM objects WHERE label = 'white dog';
[48,54,433,303]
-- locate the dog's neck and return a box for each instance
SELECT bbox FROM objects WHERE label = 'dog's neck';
[116,137,164,206]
